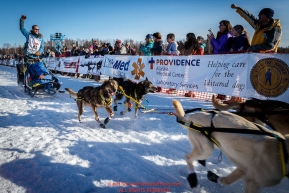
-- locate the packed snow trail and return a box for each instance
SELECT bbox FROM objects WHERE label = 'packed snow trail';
[0,65,288,193]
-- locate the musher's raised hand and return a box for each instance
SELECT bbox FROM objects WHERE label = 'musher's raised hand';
[20,15,26,20]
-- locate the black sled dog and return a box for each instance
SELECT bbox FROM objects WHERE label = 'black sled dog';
[111,77,157,117]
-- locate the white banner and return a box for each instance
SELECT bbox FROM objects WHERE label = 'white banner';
[45,56,103,75]
[2,54,287,103]
[45,57,60,70]
[77,56,103,75]
[59,56,81,73]
[101,54,289,103]
[246,53,289,101]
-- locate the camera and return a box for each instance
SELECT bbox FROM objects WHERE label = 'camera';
[208,28,213,36]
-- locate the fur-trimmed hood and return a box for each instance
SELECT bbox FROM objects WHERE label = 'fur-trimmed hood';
[30,30,43,38]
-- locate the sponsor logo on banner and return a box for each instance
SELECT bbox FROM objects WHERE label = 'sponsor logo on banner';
[250,58,289,97]
[103,58,131,77]
[148,57,201,70]
[63,57,80,68]
[131,58,145,80]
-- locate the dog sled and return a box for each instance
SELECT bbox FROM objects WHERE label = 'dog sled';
[17,57,62,97]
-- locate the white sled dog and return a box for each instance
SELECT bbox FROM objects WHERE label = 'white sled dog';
[172,99,289,193]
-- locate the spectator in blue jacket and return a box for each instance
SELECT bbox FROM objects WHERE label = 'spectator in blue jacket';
[164,33,179,55]
[140,34,154,56]
[20,15,44,60]
[197,36,206,52]
[207,20,233,54]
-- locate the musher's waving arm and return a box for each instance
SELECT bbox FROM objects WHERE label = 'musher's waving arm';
[231,4,282,52]
[19,15,44,57]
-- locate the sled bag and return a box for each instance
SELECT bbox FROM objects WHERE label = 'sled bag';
[27,62,50,79]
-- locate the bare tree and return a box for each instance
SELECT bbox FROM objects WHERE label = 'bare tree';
[3,43,11,55]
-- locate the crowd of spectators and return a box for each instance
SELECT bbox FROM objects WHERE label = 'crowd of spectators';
[1,4,282,61]
[37,3,282,58]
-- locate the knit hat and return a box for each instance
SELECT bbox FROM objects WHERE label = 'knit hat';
[146,34,153,39]
[259,8,274,19]
[116,39,122,43]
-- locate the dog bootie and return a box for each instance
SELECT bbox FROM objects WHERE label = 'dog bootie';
[104,117,111,125]
[113,105,118,111]
[207,171,219,183]
[100,123,106,129]
[198,160,206,167]
[187,173,198,188]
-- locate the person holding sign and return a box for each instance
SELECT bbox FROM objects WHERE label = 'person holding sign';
[231,4,282,53]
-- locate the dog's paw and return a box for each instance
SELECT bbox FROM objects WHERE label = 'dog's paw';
[100,123,106,129]
[207,171,219,183]
[104,117,111,125]
[187,173,198,188]
[120,111,124,115]
[113,105,118,111]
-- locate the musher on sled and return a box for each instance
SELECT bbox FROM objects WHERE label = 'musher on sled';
[18,15,61,97]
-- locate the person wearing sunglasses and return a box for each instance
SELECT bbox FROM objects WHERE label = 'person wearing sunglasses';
[20,15,44,61]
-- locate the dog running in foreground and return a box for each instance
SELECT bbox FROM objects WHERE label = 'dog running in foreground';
[212,95,289,135]
[111,77,157,117]
[65,79,118,128]
[173,99,289,193]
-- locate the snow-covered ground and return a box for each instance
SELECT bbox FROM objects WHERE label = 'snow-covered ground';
[0,65,288,193]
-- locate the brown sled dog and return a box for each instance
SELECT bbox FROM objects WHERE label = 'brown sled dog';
[173,99,289,193]
[111,77,157,117]
[65,79,118,128]
[212,95,289,135]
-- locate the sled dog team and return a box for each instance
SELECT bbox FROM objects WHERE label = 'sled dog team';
[66,79,288,193]
[65,77,157,128]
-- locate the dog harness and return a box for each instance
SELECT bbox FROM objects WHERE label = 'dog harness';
[118,86,146,109]
[176,109,289,179]
[76,94,112,107]
[100,94,112,107]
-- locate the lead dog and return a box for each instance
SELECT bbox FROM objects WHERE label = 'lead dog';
[212,95,289,135]
[65,79,118,128]
[112,77,157,117]
[173,99,289,193]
